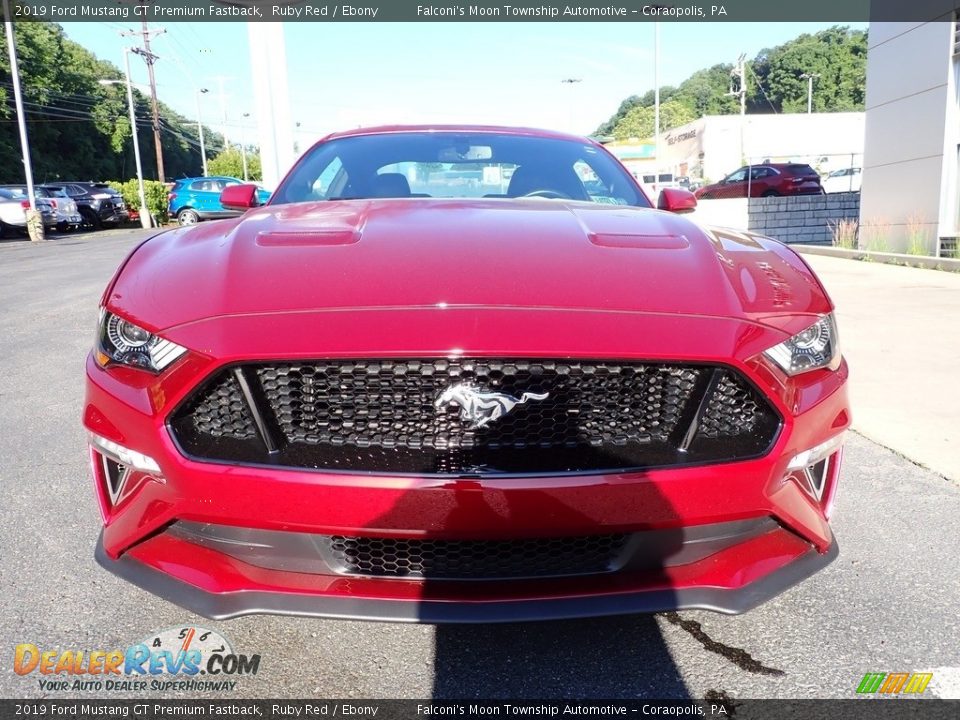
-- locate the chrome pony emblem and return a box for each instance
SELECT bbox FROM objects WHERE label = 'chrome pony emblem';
[435,383,549,429]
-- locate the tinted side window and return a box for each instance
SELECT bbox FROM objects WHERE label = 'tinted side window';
[726,169,748,183]
[311,157,347,199]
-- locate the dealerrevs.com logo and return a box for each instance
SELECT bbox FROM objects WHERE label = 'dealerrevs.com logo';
[14,626,260,692]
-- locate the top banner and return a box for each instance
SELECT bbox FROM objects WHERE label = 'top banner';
[2,0,958,22]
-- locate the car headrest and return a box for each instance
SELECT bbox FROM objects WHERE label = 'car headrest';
[371,173,412,198]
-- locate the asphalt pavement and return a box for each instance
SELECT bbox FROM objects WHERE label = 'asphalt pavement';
[0,229,957,699]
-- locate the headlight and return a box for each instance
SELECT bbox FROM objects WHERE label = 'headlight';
[96,309,187,373]
[763,313,840,376]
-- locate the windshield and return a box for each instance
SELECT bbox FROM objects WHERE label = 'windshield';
[273,132,650,208]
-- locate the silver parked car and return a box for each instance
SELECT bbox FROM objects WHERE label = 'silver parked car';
[33,185,84,230]
[0,187,57,237]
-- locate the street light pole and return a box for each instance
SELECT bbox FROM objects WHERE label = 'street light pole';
[801,72,820,114]
[560,78,581,134]
[196,88,209,177]
[654,21,661,194]
[103,49,151,228]
[3,1,37,218]
[240,112,250,182]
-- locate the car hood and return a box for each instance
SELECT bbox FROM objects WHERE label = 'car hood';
[107,199,831,334]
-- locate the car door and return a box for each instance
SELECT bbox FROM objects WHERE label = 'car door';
[748,166,777,196]
[188,180,215,213]
[716,167,748,198]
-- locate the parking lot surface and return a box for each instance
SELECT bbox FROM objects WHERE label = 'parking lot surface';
[804,253,960,482]
[0,230,957,699]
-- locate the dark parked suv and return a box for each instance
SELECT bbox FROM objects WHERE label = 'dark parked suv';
[694,163,823,199]
[42,182,129,229]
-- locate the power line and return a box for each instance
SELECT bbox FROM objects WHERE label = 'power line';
[747,64,778,114]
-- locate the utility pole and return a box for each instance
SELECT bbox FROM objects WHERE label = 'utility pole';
[122,18,166,181]
[801,72,820,114]
[727,54,747,166]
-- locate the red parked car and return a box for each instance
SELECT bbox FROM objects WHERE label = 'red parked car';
[695,163,824,199]
[85,126,849,622]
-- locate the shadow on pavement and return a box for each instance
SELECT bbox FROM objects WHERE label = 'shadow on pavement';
[431,615,688,698]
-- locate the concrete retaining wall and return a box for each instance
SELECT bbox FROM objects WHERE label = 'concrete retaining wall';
[748,192,860,245]
[687,193,861,245]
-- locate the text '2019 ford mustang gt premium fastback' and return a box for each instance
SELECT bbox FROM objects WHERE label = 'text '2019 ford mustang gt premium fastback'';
[85,126,849,622]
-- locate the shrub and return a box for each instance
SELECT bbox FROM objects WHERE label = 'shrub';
[106,179,170,225]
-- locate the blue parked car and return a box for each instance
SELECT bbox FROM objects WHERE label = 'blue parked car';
[168,176,271,226]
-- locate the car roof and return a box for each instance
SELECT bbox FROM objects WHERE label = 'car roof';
[319,124,601,145]
[757,163,815,169]
[175,176,242,183]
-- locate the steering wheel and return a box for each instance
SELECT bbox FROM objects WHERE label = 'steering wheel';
[522,189,571,200]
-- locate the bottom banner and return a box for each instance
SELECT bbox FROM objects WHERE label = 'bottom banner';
[3,699,959,720]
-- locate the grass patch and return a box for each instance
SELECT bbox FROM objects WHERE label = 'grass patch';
[829,218,858,249]
[906,214,930,256]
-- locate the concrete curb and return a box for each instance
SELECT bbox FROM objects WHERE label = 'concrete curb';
[793,244,960,271]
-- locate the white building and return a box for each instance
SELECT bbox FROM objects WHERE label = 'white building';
[859,21,958,255]
[609,112,864,186]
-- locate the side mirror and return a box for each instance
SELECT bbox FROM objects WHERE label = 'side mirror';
[658,188,697,214]
[220,184,261,211]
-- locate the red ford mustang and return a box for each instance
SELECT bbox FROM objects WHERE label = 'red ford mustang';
[85,126,849,622]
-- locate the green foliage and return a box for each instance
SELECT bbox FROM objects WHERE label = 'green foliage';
[107,179,170,224]
[206,147,263,181]
[0,21,228,183]
[750,26,867,113]
[596,26,868,136]
[612,100,696,140]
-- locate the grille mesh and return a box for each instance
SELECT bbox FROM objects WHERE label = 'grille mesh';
[327,534,630,579]
[186,372,257,440]
[698,373,763,438]
[255,360,700,450]
[170,358,780,474]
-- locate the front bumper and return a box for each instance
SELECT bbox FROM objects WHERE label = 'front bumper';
[96,527,838,622]
[85,309,850,622]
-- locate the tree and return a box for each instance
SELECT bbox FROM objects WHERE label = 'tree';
[207,147,262,181]
[595,25,868,134]
[674,65,740,116]
[0,21,219,182]
[750,26,867,114]
[612,100,696,140]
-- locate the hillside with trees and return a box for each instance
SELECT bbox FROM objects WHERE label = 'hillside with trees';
[596,26,868,140]
[0,22,222,183]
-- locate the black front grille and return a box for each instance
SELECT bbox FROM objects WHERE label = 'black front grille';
[326,534,630,580]
[169,358,780,475]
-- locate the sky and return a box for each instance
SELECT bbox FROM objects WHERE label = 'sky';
[60,21,867,147]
